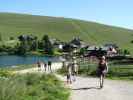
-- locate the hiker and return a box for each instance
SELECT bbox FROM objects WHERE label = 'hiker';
[71,57,78,81]
[73,58,79,75]
[40,61,44,70]
[48,61,52,72]
[62,61,65,68]
[96,56,108,88]
[97,56,108,78]
[43,62,47,72]
[37,61,41,71]
[66,62,73,84]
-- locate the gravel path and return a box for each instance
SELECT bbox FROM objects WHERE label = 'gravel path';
[61,76,133,100]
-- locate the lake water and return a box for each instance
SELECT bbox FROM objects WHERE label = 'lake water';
[0,55,62,67]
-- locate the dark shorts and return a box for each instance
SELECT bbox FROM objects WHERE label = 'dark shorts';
[67,74,71,79]
[96,69,105,77]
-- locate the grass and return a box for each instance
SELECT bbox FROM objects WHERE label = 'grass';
[0,12,133,54]
[0,64,36,71]
[58,61,133,81]
[107,64,133,80]
[0,73,70,100]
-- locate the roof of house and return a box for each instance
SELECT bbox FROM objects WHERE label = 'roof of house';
[87,46,108,51]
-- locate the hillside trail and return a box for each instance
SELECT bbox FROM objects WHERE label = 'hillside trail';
[14,64,133,100]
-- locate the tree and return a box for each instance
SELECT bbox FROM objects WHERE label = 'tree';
[18,35,35,53]
[80,48,86,55]
[30,36,38,51]
[15,41,29,55]
[17,35,30,55]
[124,49,130,55]
[18,35,26,41]
[42,35,54,55]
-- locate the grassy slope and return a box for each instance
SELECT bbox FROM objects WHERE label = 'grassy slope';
[0,73,70,100]
[0,12,133,54]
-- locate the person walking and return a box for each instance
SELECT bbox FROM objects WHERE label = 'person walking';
[71,57,78,81]
[97,56,108,88]
[43,62,47,72]
[48,61,52,72]
[37,60,41,71]
[66,62,73,84]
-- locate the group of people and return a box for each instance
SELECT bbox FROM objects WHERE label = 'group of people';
[37,55,108,88]
[37,60,52,72]
[66,57,79,84]
[66,55,108,85]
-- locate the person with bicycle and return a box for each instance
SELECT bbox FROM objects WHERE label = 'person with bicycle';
[97,56,108,88]
[71,56,78,81]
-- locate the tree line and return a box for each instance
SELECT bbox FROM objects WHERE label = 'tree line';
[0,34,54,55]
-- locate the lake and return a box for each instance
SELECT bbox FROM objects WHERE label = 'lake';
[0,55,62,67]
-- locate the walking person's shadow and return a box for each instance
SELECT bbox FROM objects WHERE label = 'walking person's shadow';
[71,86,101,90]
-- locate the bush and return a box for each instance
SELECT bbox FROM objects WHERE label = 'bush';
[9,37,14,40]
[0,70,12,77]
[124,49,130,55]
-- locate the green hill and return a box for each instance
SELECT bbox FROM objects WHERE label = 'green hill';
[0,12,133,54]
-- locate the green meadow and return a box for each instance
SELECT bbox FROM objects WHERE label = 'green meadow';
[0,12,133,54]
[0,72,70,100]
[58,61,133,81]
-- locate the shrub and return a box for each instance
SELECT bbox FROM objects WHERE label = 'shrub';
[0,70,12,77]
[9,37,14,40]
[124,49,130,55]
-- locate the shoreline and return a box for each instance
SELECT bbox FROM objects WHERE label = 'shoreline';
[12,62,63,74]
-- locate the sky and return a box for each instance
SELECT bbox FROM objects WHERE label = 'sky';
[0,0,133,29]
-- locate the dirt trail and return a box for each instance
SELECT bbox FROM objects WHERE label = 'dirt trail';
[61,76,133,100]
